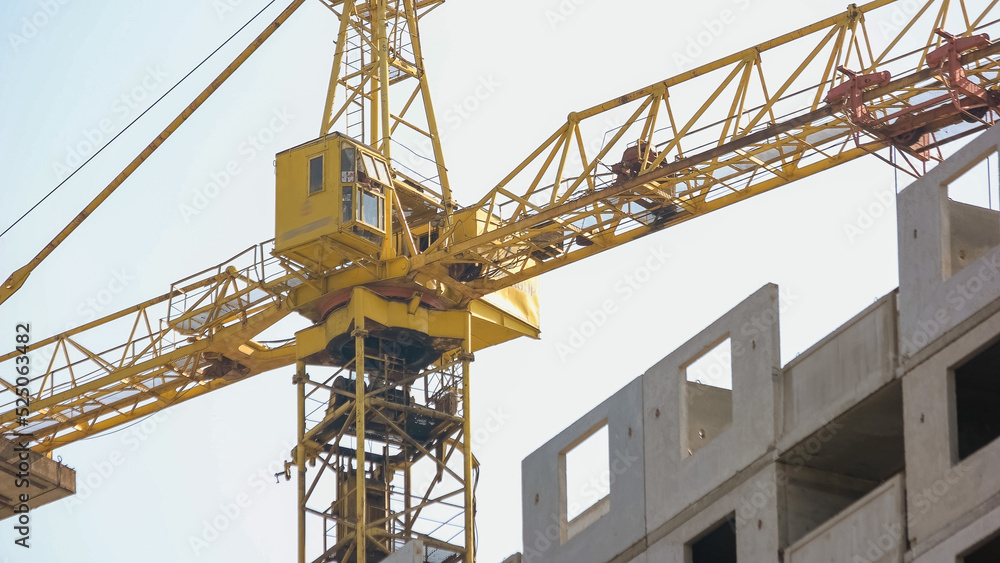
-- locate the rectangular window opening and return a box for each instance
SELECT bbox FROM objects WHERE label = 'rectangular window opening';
[945,153,1000,276]
[947,153,998,211]
[359,190,384,230]
[952,337,1000,462]
[961,530,1000,562]
[561,421,610,541]
[689,513,737,563]
[417,228,439,252]
[682,337,733,457]
[308,155,324,194]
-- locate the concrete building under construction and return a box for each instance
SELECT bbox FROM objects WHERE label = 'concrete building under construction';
[7,2,1000,562]
[495,112,1000,563]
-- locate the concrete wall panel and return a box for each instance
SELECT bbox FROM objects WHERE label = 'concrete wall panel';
[903,305,1000,546]
[521,378,645,563]
[912,504,1000,563]
[382,540,422,563]
[783,464,881,544]
[780,292,897,449]
[645,463,782,563]
[643,284,781,533]
[897,125,1000,361]
[785,474,904,563]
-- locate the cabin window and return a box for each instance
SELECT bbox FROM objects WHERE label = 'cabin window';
[361,153,378,182]
[372,158,391,184]
[342,187,353,222]
[308,155,324,194]
[360,189,384,230]
[341,145,356,183]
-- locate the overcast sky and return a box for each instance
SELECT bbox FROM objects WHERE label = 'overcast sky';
[1,1,998,562]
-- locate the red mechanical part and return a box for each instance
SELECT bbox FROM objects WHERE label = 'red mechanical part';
[611,141,658,185]
[927,31,990,68]
[927,30,992,102]
[824,66,891,124]
[825,30,999,162]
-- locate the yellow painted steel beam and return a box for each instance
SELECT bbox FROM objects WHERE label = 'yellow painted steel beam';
[296,362,307,563]
[0,0,307,308]
[0,243,301,450]
[352,290,367,563]
[461,313,474,561]
[376,0,392,163]
[6,5,1000,560]
[321,0,357,136]
[12,0,980,452]
[402,0,453,210]
[321,0,451,213]
[401,0,1000,302]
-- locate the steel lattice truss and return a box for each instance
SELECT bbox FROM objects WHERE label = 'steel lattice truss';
[0,243,300,452]
[319,0,452,205]
[409,0,1000,296]
[3,2,1000,562]
[298,353,471,562]
[0,0,999,509]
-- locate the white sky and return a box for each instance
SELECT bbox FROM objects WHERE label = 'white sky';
[0,1,996,562]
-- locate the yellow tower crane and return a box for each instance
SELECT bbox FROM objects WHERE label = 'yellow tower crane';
[4,1,1000,561]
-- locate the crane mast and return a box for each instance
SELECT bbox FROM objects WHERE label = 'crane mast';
[4,1,1000,562]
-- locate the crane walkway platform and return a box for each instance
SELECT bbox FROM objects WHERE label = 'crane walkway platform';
[0,436,75,520]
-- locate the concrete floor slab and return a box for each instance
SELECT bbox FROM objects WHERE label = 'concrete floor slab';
[779,291,898,451]
[645,463,782,563]
[911,502,1000,563]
